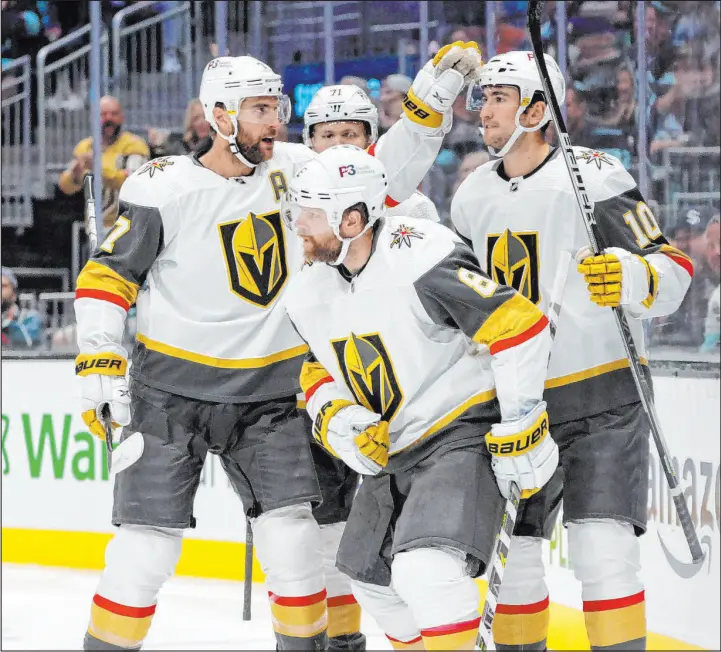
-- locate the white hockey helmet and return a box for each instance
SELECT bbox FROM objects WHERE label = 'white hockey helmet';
[302,84,379,148]
[198,56,291,167]
[282,145,388,266]
[466,51,565,157]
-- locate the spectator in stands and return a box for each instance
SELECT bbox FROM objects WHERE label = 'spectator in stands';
[452,150,490,195]
[566,86,605,150]
[701,212,721,352]
[596,66,637,134]
[702,284,720,353]
[444,93,484,159]
[378,73,412,133]
[1,267,43,349]
[147,97,211,157]
[58,95,149,227]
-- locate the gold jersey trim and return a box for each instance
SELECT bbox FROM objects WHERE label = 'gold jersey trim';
[545,357,649,390]
[135,333,308,369]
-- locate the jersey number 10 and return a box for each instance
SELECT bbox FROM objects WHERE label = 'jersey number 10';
[623,201,662,249]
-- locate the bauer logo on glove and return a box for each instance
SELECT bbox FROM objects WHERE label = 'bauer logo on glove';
[486,412,548,456]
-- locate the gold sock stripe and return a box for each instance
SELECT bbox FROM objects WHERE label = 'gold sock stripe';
[584,592,646,648]
[327,594,362,638]
[493,600,550,646]
[269,590,328,639]
[89,600,154,648]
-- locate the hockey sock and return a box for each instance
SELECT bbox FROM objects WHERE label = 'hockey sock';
[420,616,481,650]
[583,590,646,650]
[268,589,329,650]
[493,595,550,651]
[85,594,155,649]
[327,594,363,649]
[386,634,425,650]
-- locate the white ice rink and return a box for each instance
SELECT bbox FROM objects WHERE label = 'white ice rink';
[1,564,394,650]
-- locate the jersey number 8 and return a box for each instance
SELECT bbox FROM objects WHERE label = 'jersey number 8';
[623,201,661,249]
[458,267,498,298]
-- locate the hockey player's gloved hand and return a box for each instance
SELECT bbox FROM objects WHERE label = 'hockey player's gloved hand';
[403,41,483,131]
[486,402,558,500]
[75,351,131,440]
[313,400,390,475]
[577,246,658,309]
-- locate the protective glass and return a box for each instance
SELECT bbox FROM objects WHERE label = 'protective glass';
[238,94,292,125]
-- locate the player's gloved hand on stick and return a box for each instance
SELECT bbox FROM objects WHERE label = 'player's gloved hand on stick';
[486,401,558,500]
[576,245,658,309]
[75,351,131,440]
[313,400,390,475]
[404,40,483,130]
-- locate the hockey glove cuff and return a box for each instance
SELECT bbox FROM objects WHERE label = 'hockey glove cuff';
[75,352,131,440]
[486,401,558,500]
[577,246,659,309]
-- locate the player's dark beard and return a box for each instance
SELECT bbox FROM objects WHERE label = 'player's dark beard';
[1,298,11,313]
[235,126,266,165]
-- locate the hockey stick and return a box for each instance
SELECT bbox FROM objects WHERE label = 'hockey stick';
[83,175,145,475]
[477,250,572,651]
[243,516,254,621]
[84,174,114,471]
[526,0,704,566]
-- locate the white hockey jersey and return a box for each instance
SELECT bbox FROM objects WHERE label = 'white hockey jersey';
[452,146,693,423]
[285,216,551,465]
[75,117,446,403]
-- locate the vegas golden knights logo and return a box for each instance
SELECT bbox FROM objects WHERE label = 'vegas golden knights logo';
[218,210,288,307]
[331,332,403,422]
[486,229,541,305]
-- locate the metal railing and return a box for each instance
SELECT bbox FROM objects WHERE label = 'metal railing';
[36,25,110,197]
[1,56,33,228]
[662,147,721,210]
[8,267,70,293]
[111,1,194,134]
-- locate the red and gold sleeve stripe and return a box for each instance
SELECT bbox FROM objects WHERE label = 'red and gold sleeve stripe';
[299,360,334,402]
[268,589,328,639]
[365,143,400,207]
[493,596,550,646]
[473,294,549,355]
[583,590,645,648]
[659,245,694,277]
[421,616,481,650]
[89,593,156,648]
[76,260,139,311]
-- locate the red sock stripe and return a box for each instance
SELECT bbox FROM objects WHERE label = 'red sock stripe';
[489,314,549,355]
[496,595,550,615]
[421,616,482,637]
[327,594,358,608]
[76,288,130,311]
[584,590,645,613]
[268,589,327,607]
[92,594,156,619]
[387,634,423,644]
[305,376,333,402]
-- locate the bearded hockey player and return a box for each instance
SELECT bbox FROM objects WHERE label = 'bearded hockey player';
[298,48,485,649]
[75,48,481,651]
[282,145,558,651]
[452,52,694,651]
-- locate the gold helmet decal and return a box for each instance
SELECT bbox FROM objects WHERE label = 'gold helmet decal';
[218,210,288,307]
[332,332,403,422]
[486,230,541,304]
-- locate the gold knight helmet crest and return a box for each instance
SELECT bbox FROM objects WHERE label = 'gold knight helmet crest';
[487,229,541,305]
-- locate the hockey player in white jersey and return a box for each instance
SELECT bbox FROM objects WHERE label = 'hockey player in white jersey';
[282,145,558,651]
[75,49,481,651]
[452,52,694,651]
[297,45,482,650]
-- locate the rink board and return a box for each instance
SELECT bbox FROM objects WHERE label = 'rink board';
[2,359,719,649]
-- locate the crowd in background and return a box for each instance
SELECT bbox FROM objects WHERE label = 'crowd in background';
[1,0,719,356]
